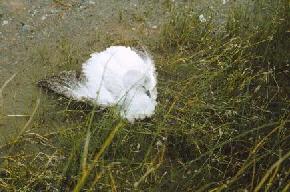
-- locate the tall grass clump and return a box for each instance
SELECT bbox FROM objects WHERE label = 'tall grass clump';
[156,0,289,191]
[0,0,289,191]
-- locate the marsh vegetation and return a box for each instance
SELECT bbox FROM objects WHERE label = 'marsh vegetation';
[0,0,289,191]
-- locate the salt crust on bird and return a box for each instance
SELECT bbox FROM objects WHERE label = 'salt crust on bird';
[38,46,157,122]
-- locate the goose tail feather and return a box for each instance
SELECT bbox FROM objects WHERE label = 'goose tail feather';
[37,70,84,99]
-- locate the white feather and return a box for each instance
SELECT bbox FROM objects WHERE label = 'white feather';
[68,46,157,122]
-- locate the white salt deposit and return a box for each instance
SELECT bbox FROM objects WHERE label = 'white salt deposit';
[66,46,157,122]
[199,14,207,23]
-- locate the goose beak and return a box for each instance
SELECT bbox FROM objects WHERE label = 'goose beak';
[145,90,151,97]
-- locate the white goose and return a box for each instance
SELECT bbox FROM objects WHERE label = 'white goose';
[39,46,157,122]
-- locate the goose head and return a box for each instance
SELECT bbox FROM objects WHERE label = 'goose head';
[120,69,157,121]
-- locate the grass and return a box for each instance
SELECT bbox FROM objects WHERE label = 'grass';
[0,0,289,191]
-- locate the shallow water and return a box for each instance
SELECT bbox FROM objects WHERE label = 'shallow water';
[0,0,275,144]
[0,0,169,144]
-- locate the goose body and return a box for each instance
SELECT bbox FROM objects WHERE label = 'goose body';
[39,46,157,122]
